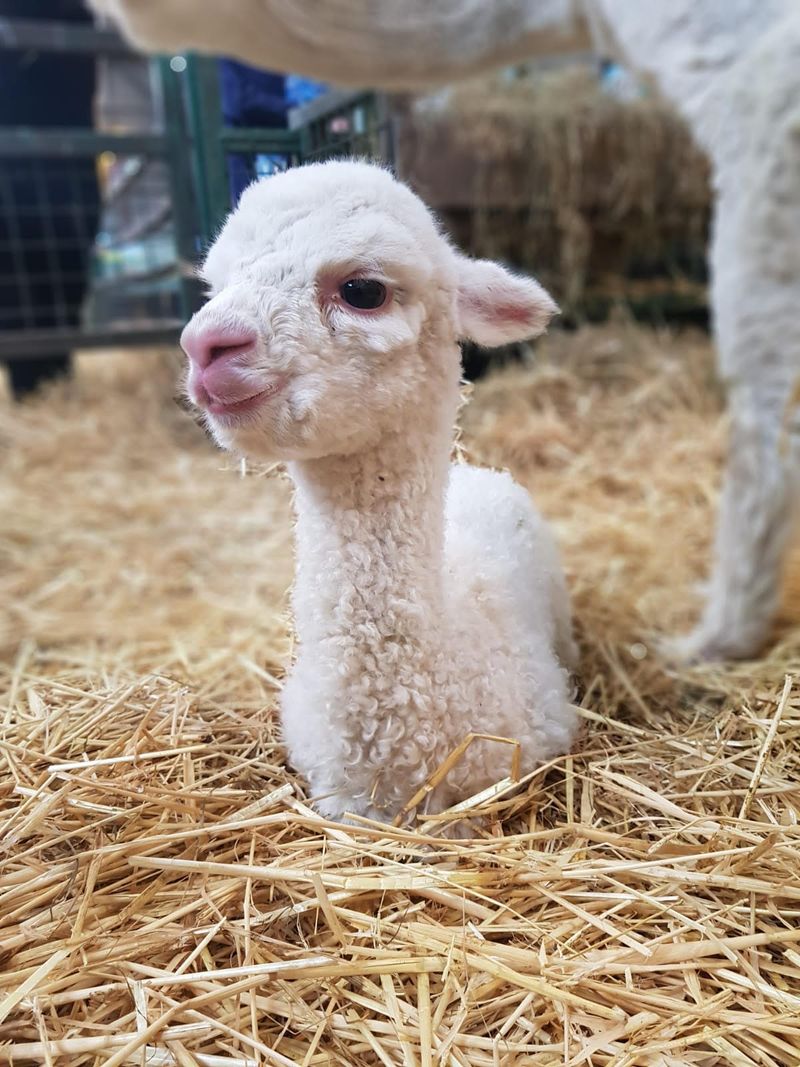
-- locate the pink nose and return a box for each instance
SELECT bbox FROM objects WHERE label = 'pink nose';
[180,322,257,369]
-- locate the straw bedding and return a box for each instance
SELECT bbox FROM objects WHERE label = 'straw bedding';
[1,326,800,1065]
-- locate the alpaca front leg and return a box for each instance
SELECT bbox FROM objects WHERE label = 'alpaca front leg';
[671,380,799,662]
[312,789,389,826]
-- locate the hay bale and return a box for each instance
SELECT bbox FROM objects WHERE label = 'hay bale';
[399,68,712,314]
[1,330,800,1064]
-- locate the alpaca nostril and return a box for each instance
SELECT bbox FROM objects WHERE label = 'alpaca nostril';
[181,324,258,369]
[208,342,253,364]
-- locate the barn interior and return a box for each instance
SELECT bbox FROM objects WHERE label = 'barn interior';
[2,7,800,1065]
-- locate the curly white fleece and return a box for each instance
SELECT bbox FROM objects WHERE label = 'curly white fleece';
[282,436,578,822]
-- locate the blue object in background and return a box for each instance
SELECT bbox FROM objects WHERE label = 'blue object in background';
[285,75,328,108]
[254,154,286,180]
[599,58,643,101]
[218,63,330,206]
[219,60,287,128]
[219,59,291,205]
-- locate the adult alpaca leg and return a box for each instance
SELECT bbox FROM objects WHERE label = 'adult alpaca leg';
[673,17,800,660]
[674,378,799,662]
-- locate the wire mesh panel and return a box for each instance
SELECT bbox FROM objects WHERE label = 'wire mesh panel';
[88,152,181,328]
[0,134,194,359]
[0,29,395,369]
[293,90,394,166]
[0,18,196,364]
[89,53,184,328]
[0,154,98,335]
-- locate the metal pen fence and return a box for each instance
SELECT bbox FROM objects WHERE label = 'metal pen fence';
[0,18,202,366]
[0,20,393,375]
[182,55,394,244]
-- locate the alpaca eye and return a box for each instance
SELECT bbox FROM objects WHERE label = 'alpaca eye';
[339,278,387,310]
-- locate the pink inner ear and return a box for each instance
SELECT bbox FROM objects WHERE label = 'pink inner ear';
[463,291,535,327]
[491,302,535,325]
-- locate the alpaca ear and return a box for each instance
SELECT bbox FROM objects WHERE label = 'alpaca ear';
[454,255,558,348]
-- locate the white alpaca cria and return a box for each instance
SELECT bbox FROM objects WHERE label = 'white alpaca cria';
[181,161,578,821]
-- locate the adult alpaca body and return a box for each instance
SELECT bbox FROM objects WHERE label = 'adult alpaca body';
[181,161,578,821]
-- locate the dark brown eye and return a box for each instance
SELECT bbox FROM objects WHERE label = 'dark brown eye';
[339,278,387,310]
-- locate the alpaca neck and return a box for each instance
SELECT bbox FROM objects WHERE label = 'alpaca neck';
[287,408,454,649]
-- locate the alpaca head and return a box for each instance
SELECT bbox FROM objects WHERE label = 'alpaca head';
[182,160,556,461]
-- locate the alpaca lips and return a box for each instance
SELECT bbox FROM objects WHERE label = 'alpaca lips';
[199,360,284,416]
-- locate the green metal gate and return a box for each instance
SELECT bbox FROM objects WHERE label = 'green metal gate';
[0,17,205,361]
[0,20,393,365]
[181,55,394,247]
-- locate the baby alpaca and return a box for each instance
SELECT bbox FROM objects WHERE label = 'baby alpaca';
[181,160,578,822]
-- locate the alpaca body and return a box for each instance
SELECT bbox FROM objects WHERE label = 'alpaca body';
[283,445,576,820]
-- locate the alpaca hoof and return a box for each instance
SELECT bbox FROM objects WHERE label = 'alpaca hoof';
[658,625,763,665]
[658,631,724,666]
